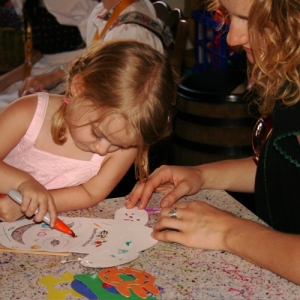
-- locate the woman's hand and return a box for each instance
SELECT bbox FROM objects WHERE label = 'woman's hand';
[152,201,240,250]
[153,200,300,285]
[125,165,204,209]
[16,180,57,227]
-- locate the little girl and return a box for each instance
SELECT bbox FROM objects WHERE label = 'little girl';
[0,40,176,226]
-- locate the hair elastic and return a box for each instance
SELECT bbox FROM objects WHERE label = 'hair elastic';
[62,98,70,105]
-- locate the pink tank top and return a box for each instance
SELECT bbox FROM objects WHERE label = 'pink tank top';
[4,92,105,190]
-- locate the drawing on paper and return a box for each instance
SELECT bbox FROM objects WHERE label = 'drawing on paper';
[0,207,157,268]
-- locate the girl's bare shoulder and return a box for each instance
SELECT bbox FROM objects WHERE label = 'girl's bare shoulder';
[0,94,39,149]
[0,94,38,126]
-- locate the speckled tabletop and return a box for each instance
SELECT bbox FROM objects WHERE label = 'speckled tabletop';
[1,190,300,299]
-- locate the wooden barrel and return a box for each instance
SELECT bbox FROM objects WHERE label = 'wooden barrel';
[172,70,256,166]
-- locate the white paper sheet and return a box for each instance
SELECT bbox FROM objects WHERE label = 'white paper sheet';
[0,207,157,267]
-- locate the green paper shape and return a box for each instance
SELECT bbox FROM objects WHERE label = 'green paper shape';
[74,273,157,300]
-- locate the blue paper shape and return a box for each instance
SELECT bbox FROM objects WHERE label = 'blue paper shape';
[71,279,98,300]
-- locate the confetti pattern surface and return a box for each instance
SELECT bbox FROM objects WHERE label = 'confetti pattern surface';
[1,190,300,299]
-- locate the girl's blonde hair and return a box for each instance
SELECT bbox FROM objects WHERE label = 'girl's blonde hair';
[206,0,300,116]
[52,40,177,179]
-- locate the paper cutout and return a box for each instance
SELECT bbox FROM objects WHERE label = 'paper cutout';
[73,273,132,300]
[114,207,148,224]
[73,270,158,300]
[71,279,98,300]
[0,218,114,253]
[99,267,160,299]
[81,226,157,268]
[38,272,82,299]
[0,207,157,267]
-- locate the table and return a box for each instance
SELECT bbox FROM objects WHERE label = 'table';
[1,190,300,299]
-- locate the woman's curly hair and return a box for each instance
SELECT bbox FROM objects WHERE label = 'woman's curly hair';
[206,0,300,117]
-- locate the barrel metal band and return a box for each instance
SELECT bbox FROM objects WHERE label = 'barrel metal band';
[174,134,252,156]
[176,110,256,128]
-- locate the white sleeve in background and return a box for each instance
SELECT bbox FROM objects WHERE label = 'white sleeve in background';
[86,0,164,54]
[10,0,24,16]
[43,0,98,41]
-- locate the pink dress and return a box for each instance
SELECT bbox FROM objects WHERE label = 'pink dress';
[4,92,105,190]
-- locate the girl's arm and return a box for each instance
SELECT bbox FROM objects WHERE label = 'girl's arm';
[50,147,138,212]
[0,96,57,225]
[0,95,40,192]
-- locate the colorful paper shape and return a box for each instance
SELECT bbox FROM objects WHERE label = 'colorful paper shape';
[73,269,158,300]
[38,272,82,299]
[99,267,160,299]
[71,279,98,300]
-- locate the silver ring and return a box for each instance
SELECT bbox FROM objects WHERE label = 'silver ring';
[168,207,177,219]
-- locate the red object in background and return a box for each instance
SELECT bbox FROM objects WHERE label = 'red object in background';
[209,6,233,69]
[214,5,231,25]
[1,0,13,8]
[213,5,231,50]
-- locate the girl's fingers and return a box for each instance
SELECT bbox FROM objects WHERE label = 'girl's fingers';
[47,199,58,228]
[31,196,48,222]
[19,193,53,223]
[20,195,32,215]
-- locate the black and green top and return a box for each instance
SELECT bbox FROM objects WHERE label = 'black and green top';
[255,100,300,233]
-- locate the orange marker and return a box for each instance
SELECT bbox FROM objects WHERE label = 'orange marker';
[8,189,76,237]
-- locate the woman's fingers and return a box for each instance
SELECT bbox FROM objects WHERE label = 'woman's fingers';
[158,202,189,217]
[152,201,236,250]
[125,181,147,209]
[159,188,193,208]
[151,226,184,244]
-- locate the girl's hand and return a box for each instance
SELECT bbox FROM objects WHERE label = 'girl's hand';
[0,194,24,222]
[17,181,57,227]
[125,165,204,209]
[152,201,241,250]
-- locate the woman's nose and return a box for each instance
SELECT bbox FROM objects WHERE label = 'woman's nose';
[226,19,249,47]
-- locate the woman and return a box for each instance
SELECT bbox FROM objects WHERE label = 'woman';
[126,0,300,285]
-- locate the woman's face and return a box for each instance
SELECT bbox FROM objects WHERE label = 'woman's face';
[221,0,255,63]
